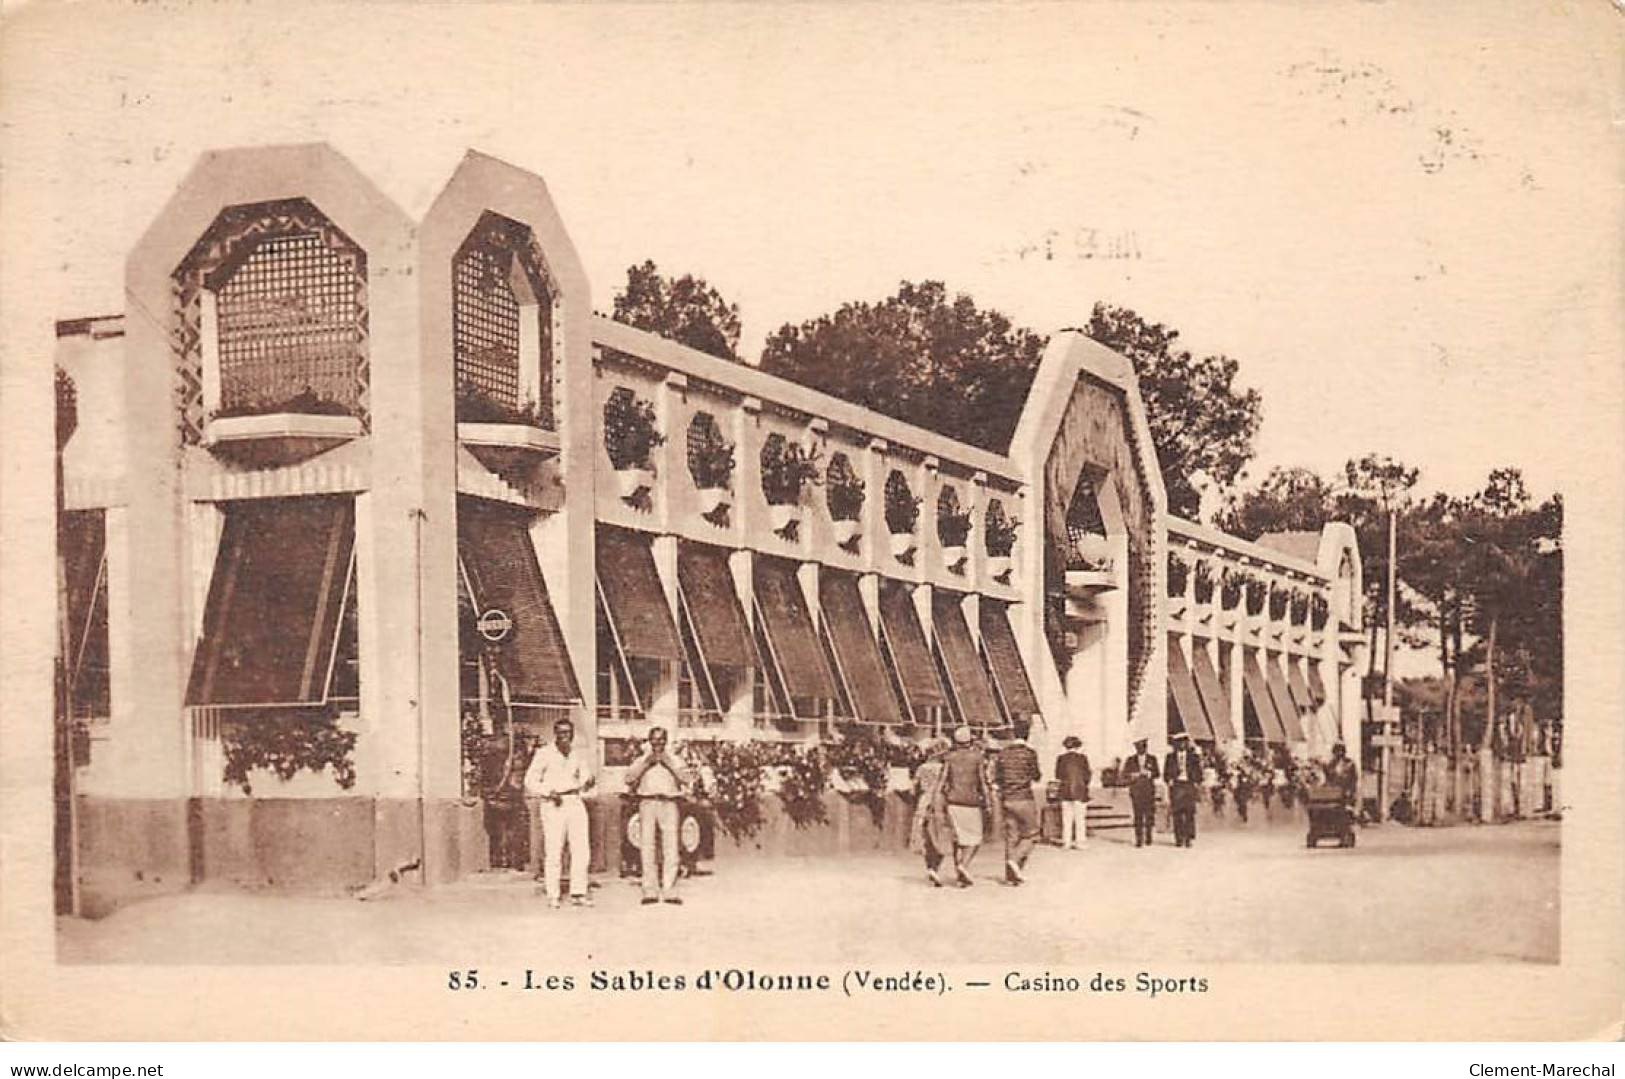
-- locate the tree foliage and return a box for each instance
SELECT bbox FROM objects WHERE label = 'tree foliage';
[1084,304,1263,518]
[759,281,1047,453]
[612,260,742,361]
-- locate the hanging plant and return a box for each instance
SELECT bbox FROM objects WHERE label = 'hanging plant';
[1268,583,1289,621]
[1310,592,1330,630]
[1193,560,1216,603]
[884,471,921,535]
[220,705,358,796]
[825,453,865,521]
[603,386,664,470]
[1220,567,1245,611]
[686,412,735,491]
[1244,575,1268,616]
[936,487,972,549]
[1166,551,1191,596]
[984,500,1019,558]
[760,434,822,506]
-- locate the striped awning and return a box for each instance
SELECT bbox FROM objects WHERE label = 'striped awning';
[1166,635,1215,741]
[676,541,753,669]
[819,569,902,725]
[1190,644,1236,741]
[754,554,837,702]
[1306,661,1330,708]
[188,496,355,707]
[979,601,1040,717]
[461,498,581,703]
[1241,651,1288,745]
[1265,655,1307,742]
[1287,658,1317,715]
[877,578,948,719]
[596,525,682,663]
[931,589,1002,730]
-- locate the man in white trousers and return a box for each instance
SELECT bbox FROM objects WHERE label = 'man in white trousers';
[524,717,596,909]
[624,725,689,906]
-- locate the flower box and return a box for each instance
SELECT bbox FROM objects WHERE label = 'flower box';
[831,518,863,546]
[889,532,917,558]
[204,412,363,466]
[696,486,730,516]
[615,466,656,500]
[767,503,802,533]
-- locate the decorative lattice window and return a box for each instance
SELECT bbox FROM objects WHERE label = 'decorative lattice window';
[215,232,364,415]
[452,212,554,428]
[937,486,971,548]
[173,198,369,442]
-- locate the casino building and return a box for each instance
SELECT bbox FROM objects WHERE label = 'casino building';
[54,144,1364,913]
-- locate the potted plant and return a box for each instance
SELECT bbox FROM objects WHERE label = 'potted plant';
[984,501,1019,581]
[937,487,971,571]
[760,434,821,537]
[603,387,664,499]
[687,413,735,518]
[1219,567,1245,625]
[1290,588,1310,625]
[825,454,865,549]
[884,472,921,559]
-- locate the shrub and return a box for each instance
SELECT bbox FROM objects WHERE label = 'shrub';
[760,434,822,506]
[884,471,921,535]
[937,487,972,548]
[825,453,865,521]
[603,387,664,469]
[984,500,1019,557]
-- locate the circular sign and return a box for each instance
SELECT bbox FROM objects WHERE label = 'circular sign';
[476,608,512,643]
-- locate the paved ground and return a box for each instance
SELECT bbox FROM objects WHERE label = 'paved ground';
[58,820,1559,966]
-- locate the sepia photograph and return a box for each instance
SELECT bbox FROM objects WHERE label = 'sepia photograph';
[1,0,1620,1045]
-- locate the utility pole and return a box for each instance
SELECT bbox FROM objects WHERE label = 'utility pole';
[1379,506,1397,824]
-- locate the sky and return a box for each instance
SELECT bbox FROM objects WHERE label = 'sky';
[2,0,1620,506]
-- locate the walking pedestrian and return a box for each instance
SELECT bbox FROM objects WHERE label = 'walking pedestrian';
[1054,736,1092,849]
[909,739,953,886]
[523,717,596,909]
[940,726,989,887]
[624,725,688,906]
[1163,731,1203,848]
[1122,737,1160,848]
[995,721,1043,884]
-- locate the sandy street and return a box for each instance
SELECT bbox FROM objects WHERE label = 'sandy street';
[58,820,1559,967]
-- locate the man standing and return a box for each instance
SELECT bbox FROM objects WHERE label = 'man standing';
[1163,732,1203,848]
[1054,736,1092,850]
[995,722,1043,884]
[624,725,688,906]
[1121,737,1160,848]
[940,726,989,887]
[523,717,596,909]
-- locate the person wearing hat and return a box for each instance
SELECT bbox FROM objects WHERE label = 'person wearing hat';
[1163,731,1204,848]
[1054,735,1092,850]
[1120,737,1160,848]
[940,726,990,886]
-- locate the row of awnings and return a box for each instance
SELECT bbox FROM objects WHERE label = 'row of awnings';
[597,524,1039,729]
[1165,631,1329,745]
[182,501,1041,727]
